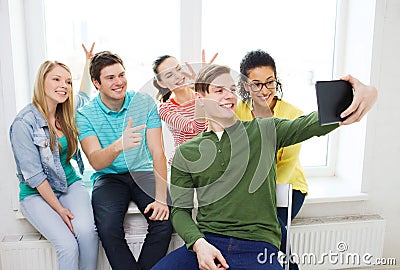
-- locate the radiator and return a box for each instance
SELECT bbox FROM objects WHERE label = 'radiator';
[0,233,184,270]
[0,234,56,270]
[0,215,385,270]
[290,215,386,270]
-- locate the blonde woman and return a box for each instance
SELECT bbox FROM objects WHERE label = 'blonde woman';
[9,60,98,270]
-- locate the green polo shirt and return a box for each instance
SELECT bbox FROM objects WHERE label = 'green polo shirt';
[170,112,338,249]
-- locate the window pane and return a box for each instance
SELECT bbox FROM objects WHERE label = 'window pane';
[202,0,337,167]
[43,0,180,92]
[43,0,180,174]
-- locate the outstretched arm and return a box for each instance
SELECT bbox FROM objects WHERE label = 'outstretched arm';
[340,75,378,125]
[274,112,338,149]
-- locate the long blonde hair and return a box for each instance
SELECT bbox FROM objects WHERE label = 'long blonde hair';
[32,61,78,162]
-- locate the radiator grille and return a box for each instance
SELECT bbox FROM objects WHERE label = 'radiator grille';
[0,233,184,270]
[290,215,385,269]
[0,215,384,270]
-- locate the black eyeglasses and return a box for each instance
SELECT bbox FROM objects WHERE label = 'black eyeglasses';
[245,80,279,92]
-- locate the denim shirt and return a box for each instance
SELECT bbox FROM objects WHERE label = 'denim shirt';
[9,92,88,192]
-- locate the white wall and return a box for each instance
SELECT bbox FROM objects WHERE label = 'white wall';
[364,0,400,262]
[0,0,36,239]
[1,0,399,267]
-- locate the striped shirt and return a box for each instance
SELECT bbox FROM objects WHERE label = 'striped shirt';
[76,91,161,182]
[159,98,206,164]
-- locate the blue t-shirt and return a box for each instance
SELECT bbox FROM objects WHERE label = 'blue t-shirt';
[76,91,161,182]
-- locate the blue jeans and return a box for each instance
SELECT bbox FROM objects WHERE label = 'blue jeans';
[277,189,306,270]
[20,180,98,270]
[152,233,283,270]
[92,171,172,270]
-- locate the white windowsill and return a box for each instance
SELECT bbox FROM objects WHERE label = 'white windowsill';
[15,175,369,220]
[15,201,142,219]
[128,176,369,213]
[127,203,141,214]
[304,176,368,204]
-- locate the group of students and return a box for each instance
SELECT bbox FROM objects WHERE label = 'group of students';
[9,42,377,270]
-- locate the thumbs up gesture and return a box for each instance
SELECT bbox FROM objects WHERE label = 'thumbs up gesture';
[122,117,146,150]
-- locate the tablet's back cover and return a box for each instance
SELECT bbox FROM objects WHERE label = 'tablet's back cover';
[315,80,353,125]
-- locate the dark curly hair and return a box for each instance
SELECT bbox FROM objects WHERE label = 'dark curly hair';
[239,50,282,101]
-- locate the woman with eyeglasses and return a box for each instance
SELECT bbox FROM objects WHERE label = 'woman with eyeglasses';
[236,49,378,270]
[236,49,306,270]
[153,51,217,164]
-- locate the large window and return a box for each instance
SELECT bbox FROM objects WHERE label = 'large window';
[44,0,180,92]
[202,0,337,168]
[43,0,338,172]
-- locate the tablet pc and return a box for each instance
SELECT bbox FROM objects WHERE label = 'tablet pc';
[315,80,354,125]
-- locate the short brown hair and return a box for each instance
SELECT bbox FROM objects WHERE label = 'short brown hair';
[194,64,231,94]
[90,51,125,87]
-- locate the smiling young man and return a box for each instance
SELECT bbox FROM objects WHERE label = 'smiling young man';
[151,64,377,270]
[76,51,172,270]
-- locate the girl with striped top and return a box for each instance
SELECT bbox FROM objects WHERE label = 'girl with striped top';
[153,52,217,163]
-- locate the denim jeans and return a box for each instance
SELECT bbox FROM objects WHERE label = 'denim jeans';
[152,233,283,270]
[277,189,306,270]
[92,171,172,270]
[20,180,98,270]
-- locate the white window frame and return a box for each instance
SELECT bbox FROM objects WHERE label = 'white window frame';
[306,0,376,202]
[2,0,47,211]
